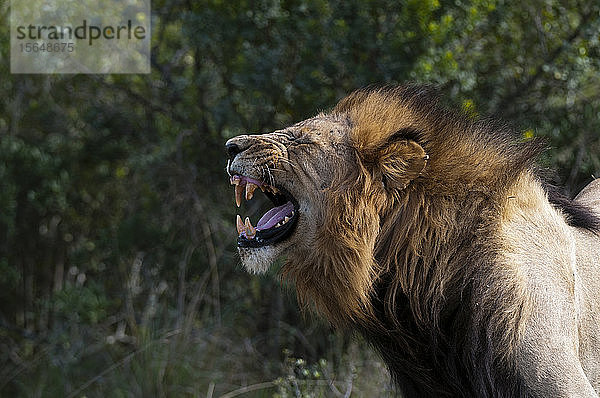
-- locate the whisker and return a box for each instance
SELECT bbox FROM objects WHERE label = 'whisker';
[276,157,299,171]
[261,164,273,186]
[266,165,275,187]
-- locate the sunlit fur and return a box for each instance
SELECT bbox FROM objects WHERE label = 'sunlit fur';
[312,86,544,395]
[227,85,600,397]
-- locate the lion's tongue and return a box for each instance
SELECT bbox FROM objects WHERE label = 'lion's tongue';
[256,201,294,231]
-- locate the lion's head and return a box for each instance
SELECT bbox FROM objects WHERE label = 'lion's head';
[226,85,541,326]
[225,112,355,273]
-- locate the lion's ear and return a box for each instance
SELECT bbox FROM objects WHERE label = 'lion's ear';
[376,140,428,191]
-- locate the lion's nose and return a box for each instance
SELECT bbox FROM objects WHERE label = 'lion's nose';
[226,142,241,160]
[225,136,251,160]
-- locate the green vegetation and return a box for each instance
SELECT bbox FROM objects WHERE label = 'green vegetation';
[1,1,599,396]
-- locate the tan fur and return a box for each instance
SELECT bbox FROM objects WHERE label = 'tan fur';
[226,85,600,397]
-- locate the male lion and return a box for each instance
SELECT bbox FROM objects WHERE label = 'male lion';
[225,85,600,397]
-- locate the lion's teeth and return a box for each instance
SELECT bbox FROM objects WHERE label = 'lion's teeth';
[245,217,256,238]
[230,175,241,186]
[284,216,290,223]
[235,184,244,207]
[236,215,245,235]
[275,222,281,228]
[246,183,257,201]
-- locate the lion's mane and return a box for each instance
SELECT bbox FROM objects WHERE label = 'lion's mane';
[281,85,600,397]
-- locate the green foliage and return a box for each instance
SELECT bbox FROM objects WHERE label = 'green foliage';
[0,0,599,396]
[274,346,396,397]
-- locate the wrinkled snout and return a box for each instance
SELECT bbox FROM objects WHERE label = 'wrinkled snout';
[225,135,252,160]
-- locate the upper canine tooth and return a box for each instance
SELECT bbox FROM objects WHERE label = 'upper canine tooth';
[246,183,257,200]
[235,185,244,207]
[236,215,245,235]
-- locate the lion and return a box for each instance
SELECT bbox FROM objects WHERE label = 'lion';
[225,85,600,397]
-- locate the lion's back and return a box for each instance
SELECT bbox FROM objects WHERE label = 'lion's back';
[573,179,600,389]
[575,179,600,212]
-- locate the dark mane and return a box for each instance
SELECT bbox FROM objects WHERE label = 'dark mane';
[336,85,543,396]
[545,184,600,233]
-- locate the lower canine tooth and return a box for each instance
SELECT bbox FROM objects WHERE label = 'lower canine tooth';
[236,215,245,235]
[284,216,290,223]
[245,217,256,238]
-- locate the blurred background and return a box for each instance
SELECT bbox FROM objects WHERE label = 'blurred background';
[1,0,599,396]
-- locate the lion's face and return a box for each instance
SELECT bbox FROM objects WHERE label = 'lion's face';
[225,114,354,273]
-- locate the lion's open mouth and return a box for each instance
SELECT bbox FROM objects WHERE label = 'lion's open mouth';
[230,175,299,248]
